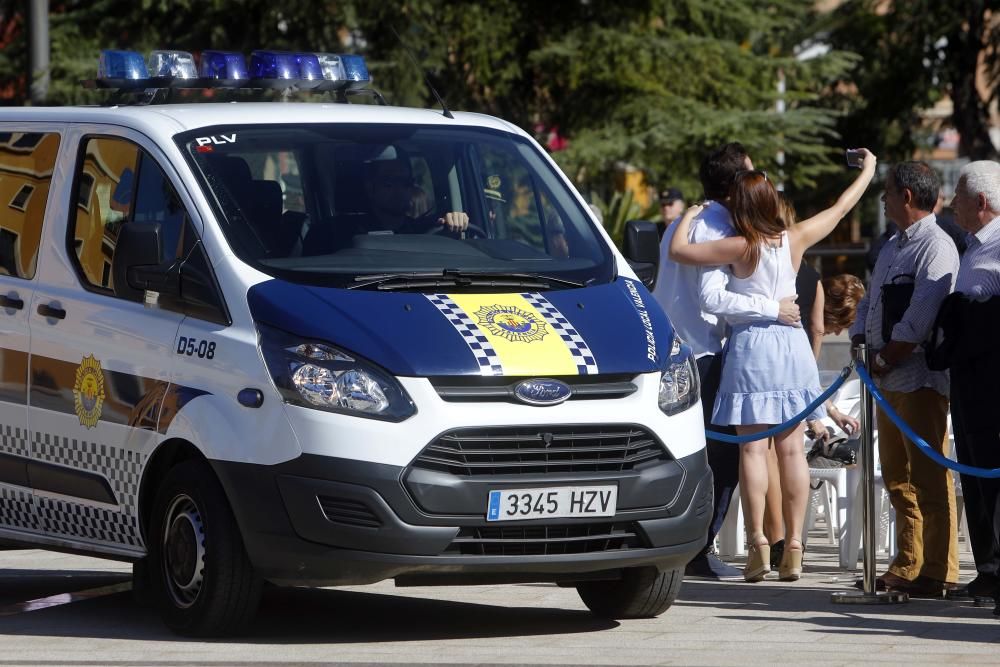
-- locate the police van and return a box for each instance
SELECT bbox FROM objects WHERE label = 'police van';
[0,49,711,635]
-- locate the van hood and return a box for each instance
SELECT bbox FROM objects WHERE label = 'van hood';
[246,278,674,377]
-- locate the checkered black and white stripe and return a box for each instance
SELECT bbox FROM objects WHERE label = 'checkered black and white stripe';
[36,496,141,546]
[426,294,503,376]
[34,433,144,510]
[32,432,145,548]
[0,485,39,532]
[521,293,599,375]
[0,423,29,458]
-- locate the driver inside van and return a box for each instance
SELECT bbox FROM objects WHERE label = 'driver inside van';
[357,156,469,235]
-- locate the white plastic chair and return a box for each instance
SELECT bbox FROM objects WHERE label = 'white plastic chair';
[841,452,897,569]
[802,377,857,550]
[802,466,847,546]
[717,485,745,558]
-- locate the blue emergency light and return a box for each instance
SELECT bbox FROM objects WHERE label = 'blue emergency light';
[248,51,298,80]
[247,51,325,88]
[98,50,149,80]
[90,48,372,97]
[199,50,249,81]
[340,55,370,89]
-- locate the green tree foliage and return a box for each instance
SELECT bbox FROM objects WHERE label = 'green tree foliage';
[530,1,857,201]
[1,1,855,193]
[0,0,356,105]
[823,0,999,162]
[354,1,858,203]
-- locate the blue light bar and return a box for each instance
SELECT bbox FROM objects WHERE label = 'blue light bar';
[200,50,249,81]
[249,50,299,80]
[148,50,197,79]
[295,53,323,81]
[87,48,373,96]
[315,53,345,82]
[340,55,370,87]
[99,50,149,80]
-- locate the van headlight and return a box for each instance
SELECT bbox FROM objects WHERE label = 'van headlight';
[258,324,415,421]
[658,335,700,416]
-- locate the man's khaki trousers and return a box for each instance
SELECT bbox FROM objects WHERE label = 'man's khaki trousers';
[877,387,959,583]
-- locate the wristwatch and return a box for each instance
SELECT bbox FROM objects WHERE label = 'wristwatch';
[873,352,890,370]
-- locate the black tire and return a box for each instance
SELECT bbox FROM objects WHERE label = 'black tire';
[576,566,683,619]
[131,557,153,607]
[148,460,263,636]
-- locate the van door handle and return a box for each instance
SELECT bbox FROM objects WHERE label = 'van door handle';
[37,303,66,320]
[0,295,24,310]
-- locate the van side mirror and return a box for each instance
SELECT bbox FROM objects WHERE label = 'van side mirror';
[622,219,660,289]
[112,223,179,302]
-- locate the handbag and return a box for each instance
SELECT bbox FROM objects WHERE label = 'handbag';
[806,430,857,469]
[881,273,915,343]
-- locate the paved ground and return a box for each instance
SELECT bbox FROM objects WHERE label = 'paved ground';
[0,535,997,666]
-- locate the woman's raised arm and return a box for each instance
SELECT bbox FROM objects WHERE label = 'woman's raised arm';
[790,149,877,255]
[668,203,749,266]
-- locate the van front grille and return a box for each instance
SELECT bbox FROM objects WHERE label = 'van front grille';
[412,425,668,476]
[443,522,643,556]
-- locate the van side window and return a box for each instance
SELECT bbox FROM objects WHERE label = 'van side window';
[72,137,186,290]
[133,152,187,263]
[0,132,61,279]
[71,136,229,323]
[72,137,141,289]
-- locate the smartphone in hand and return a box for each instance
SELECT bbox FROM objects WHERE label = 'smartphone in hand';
[845,149,864,169]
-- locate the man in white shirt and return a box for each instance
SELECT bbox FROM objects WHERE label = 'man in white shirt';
[945,160,1000,600]
[653,142,801,579]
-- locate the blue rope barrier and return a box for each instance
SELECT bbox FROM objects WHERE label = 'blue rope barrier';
[855,363,1000,479]
[704,365,853,444]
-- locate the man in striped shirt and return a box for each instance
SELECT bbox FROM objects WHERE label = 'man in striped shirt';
[850,161,960,597]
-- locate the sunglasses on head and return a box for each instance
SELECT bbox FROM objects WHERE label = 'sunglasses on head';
[737,169,768,181]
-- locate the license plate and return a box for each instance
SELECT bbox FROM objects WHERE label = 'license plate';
[486,486,618,522]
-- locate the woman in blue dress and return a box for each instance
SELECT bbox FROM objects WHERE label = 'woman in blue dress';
[669,149,877,582]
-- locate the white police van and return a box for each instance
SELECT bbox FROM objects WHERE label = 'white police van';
[0,49,710,635]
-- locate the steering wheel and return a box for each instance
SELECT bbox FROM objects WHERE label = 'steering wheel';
[427,220,488,239]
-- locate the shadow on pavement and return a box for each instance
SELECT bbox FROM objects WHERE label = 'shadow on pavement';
[0,578,617,643]
[0,570,131,606]
[676,579,1000,643]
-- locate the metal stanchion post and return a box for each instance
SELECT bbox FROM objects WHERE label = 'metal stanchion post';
[831,345,907,605]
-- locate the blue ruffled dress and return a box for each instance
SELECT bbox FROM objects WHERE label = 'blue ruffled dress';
[712,232,826,427]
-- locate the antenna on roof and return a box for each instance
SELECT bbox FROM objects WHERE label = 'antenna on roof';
[390,26,454,120]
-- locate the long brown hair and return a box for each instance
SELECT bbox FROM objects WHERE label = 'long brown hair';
[728,171,789,270]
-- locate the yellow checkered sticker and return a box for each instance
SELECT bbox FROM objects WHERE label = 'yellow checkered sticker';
[426,293,598,376]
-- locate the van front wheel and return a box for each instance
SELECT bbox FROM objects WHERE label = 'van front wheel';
[576,566,683,619]
[148,460,263,636]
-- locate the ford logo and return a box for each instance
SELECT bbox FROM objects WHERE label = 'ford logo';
[513,379,572,406]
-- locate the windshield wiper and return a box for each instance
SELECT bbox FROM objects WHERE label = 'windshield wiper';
[348,269,586,291]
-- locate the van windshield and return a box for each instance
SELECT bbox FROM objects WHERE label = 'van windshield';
[178,124,613,289]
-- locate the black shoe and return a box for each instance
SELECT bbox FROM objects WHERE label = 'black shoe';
[769,540,785,569]
[685,550,744,581]
[946,573,999,600]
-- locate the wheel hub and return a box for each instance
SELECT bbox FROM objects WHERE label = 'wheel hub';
[161,494,206,609]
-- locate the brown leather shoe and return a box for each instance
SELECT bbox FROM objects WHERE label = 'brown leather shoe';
[853,571,910,591]
[891,575,948,598]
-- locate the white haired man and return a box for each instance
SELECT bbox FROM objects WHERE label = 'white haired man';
[933,160,1000,601]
